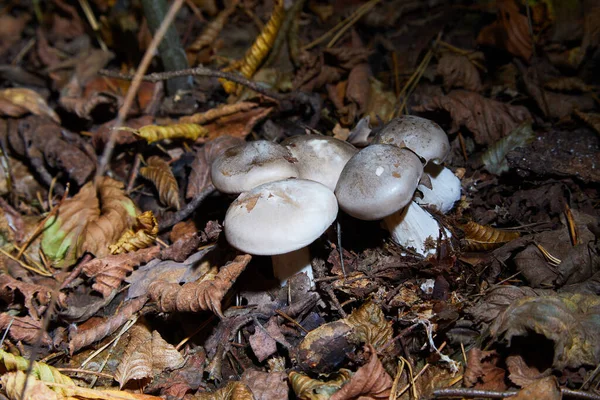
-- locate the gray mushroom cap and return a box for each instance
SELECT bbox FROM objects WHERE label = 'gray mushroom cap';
[211,140,299,194]
[373,115,450,164]
[335,144,424,220]
[224,179,338,255]
[282,134,358,191]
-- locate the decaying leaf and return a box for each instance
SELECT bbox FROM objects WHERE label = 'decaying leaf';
[366,78,396,124]
[511,376,561,400]
[491,293,600,369]
[195,381,255,400]
[346,301,393,351]
[148,254,251,317]
[481,122,536,175]
[465,285,542,324]
[330,345,392,400]
[126,123,209,144]
[289,370,351,400]
[463,348,507,391]
[0,274,66,317]
[241,369,289,400]
[1,370,58,400]
[0,88,60,123]
[0,313,52,346]
[460,221,521,251]
[41,177,138,268]
[436,52,483,92]
[477,0,532,60]
[82,246,160,298]
[140,157,181,210]
[180,102,258,125]
[109,211,158,255]
[115,323,185,389]
[414,90,532,144]
[506,354,550,387]
[187,2,238,53]
[574,109,600,135]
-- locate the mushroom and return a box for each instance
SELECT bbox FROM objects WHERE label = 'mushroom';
[281,134,358,191]
[415,163,461,214]
[211,140,299,194]
[225,179,338,284]
[373,115,450,164]
[335,144,425,238]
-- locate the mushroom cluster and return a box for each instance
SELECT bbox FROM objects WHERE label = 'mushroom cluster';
[336,115,461,257]
[211,137,356,284]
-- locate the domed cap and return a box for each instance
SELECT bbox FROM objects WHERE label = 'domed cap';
[211,140,299,194]
[335,144,423,220]
[373,116,450,164]
[282,135,357,191]
[224,179,338,255]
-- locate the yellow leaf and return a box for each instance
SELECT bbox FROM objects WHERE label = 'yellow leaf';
[109,211,158,254]
[0,88,60,123]
[140,157,181,210]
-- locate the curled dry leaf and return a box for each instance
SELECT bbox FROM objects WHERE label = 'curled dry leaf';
[436,52,483,92]
[0,88,60,123]
[187,135,245,199]
[140,156,181,210]
[128,123,209,144]
[68,296,147,354]
[414,90,532,145]
[187,2,238,53]
[42,177,138,268]
[460,221,521,251]
[346,301,393,352]
[109,211,159,255]
[81,245,160,298]
[196,381,255,400]
[115,323,184,388]
[330,345,392,400]
[477,0,532,60]
[1,371,58,400]
[481,122,535,175]
[0,314,52,346]
[511,376,561,400]
[0,273,66,316]
[289,370,351,400]
[506,354,550,387]
[148,254,251,318]
[491,293,600,369]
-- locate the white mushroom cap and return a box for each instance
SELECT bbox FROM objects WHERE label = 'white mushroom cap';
[415,164,461,214]
[211,140,299,194]
[335,144,423,221]
[282,135,357,191]
[224,179,338,255]
[373,115,450,164]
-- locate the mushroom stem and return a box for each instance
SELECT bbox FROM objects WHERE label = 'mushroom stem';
[383,202,452,257]
[416,164,461,214]
[271,247,313,285]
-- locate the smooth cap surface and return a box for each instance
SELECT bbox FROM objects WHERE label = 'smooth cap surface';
[211,140,299,194]
[225,179,338,255]
[373,115,450,164]
[282,134,357,191]
[335,144,423,220]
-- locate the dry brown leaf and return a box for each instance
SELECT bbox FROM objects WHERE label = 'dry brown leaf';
[511,376,561,400]
[0,274,65,317]
[506,355,550,387]
[0,14,29,56]
[0,88,60,123]
[81,246,160,298]
[436,53,483,92]
[202,107,273,142]
[115,324,153,388]
[346,63,371,117]
[140,157,181,210]
[463,348,507,391]
[1,371,58,400]
[195,381,255,400]
[289,370,351,400]
[574,109,600,135]
[151,330,186,374]
[0,313,52,346]
[346,301,393,352]
[187,136,245,199]
[477,0,532,60]
[109,211,159,255]
[149,254,251,318]
[329,345,393,400]
[43,177,138,267]
[241,370,289,400]
[414,90,532,144]
[460,221,521,251]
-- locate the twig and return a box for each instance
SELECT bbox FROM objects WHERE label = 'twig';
[433,388,600,400]
[96,0,185,178]
[159,185,215,232]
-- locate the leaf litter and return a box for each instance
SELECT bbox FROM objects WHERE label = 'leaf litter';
[0,0,599,399]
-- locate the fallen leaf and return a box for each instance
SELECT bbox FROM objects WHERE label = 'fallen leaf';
[0,274,66,317]
[506,355,550,387]
[346,301,393,352]
[460,221,521,251]
[42,177,138,268]
[140,157,181,210]
[574,109,600,135]
[330,345,393,400]
[241,370,289,400]
[249,324,278,363]
[0,314,52,346]
[195,381,255,400]
[511,376,561,400]
[477,0,532,60]
[289,370,351,400]
[463,348,507,391]
[1,371,58,400]
[0,14,30,56]
[202,107,273,142]
[436,52,483,92]
[414,90,532,144]
[481,122,536,175]
[115,324,154,388]
[109,211,159,255]
[465,285,542,324]
[0,88,60,123]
